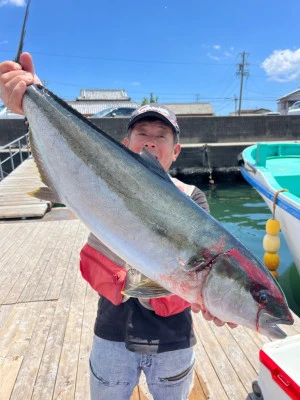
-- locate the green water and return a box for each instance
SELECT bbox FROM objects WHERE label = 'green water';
[197,181,300,317]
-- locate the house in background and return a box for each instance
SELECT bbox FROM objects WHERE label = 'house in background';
[66,89,139,117]
[229,108,272,116]
[65,90,215,118]
[277,89,300,115]
[162,103,214,116]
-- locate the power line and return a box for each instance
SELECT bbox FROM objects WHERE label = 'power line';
[0,49,235,66]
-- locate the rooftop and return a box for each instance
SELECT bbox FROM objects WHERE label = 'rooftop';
[163,103,214,115]
[77,89,130,101]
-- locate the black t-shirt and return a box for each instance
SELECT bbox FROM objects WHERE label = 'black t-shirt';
[94,186,209,354]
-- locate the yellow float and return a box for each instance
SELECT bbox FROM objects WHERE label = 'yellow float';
[262,189,288,279]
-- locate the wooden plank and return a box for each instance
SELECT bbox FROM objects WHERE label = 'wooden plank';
[194,313,250,399]
[0,222,33,270]
[0,198,49,205]
[0,223,21,256]
[193,314,229,400]
[52,226,90,398]
[131,385,149,400]
[0,302,43,399]
[0,217,300,400]
[0,355,24,400]
[0,157,51,219]
[29,221,72,302]
[209,322,257,398]
[4,221,63,304]
[131,386,142,400]
[189,368,209,400]
[0,221,59,304]
[0,304,14,333]
[0,222,46,304]
[0,302,43,363]
[74,285,98,400]
[45,220,85,301]
[0,204,48,219]
[10,301,57,400]
[224,325,261,374]
[30,222,83,400]
[134,372,152,400]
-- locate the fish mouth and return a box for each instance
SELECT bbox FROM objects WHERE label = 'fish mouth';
[258,310,294,339]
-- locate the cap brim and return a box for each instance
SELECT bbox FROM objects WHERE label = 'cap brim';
[128,111,177,132]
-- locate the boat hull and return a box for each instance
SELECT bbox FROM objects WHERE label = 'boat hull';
[241,142,300,275]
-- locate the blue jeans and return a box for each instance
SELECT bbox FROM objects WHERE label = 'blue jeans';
[89,336,195,400]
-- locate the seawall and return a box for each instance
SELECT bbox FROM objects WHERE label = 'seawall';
[1,115,300,182]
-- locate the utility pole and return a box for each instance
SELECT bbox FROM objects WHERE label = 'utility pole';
[234,95,238,116]
[236,52,249,116]
[196,94,200,103]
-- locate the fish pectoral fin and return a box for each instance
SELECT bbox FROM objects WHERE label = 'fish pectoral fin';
[122,278,171,298]
[28,186,62,203]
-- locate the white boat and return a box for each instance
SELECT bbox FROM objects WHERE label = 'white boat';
[240,142,300,275]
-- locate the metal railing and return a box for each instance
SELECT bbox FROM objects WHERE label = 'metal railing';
[0,133,30,180]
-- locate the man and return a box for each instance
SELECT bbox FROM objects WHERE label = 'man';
[0,53,235,400]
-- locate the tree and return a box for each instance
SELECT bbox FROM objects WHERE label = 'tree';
[141,92,158,106]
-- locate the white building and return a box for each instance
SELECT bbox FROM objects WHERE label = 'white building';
[277,89,300,115]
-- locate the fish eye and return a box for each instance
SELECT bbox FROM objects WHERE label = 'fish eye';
[258,290,268,303]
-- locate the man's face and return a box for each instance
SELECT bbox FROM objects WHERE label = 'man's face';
[123,120,181,172]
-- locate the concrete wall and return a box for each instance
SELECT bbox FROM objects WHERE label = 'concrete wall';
[1,115,300,182]
[90,115,300,144]
[0,119,28,145]
[1,115,300,146]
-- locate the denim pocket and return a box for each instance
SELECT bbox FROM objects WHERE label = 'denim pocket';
[158,359,195,383]
[89,359,130,387]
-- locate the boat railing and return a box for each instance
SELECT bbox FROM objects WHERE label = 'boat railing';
[0,133,30,181]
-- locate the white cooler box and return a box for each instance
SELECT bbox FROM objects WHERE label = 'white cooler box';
[255,334,300,399]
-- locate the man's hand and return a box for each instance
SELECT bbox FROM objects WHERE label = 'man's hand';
[191,303,237,329]
[0,52,41,115]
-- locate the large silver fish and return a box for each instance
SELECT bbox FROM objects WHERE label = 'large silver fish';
[22,83,294,339]
[15,0,293,339]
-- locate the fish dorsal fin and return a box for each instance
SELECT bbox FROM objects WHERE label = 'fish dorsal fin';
[139,147,172,182]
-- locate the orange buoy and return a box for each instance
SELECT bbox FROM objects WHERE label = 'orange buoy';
[262,189,288,279]
[266,218,280,236]
[263,252,280,270]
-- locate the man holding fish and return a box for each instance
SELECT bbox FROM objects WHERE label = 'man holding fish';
[0,53,232,399]
[0,53,228,399]
[0,52,293,400]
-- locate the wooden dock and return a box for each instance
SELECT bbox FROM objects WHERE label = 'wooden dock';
[0,157,51,220]
[0,215,300,399]
[1,159,300,399]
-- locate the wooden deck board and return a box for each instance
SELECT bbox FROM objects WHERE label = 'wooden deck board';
[0,223,47,304]
[0,217,299,400]
[30,225,83,400]
[0,157,52,220]
[0,223,35,272]
[75,285,98,400]
[0,301,44,399]
[4,221,63,305]
[9,301,57,400]
[194,315,249,399]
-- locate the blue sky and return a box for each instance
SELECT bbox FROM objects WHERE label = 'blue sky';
[0,0,300,116]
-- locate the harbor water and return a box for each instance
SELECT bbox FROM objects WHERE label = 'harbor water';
[196,180,300,318]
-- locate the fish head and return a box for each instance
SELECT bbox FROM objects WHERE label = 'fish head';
[201,247,294,338]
